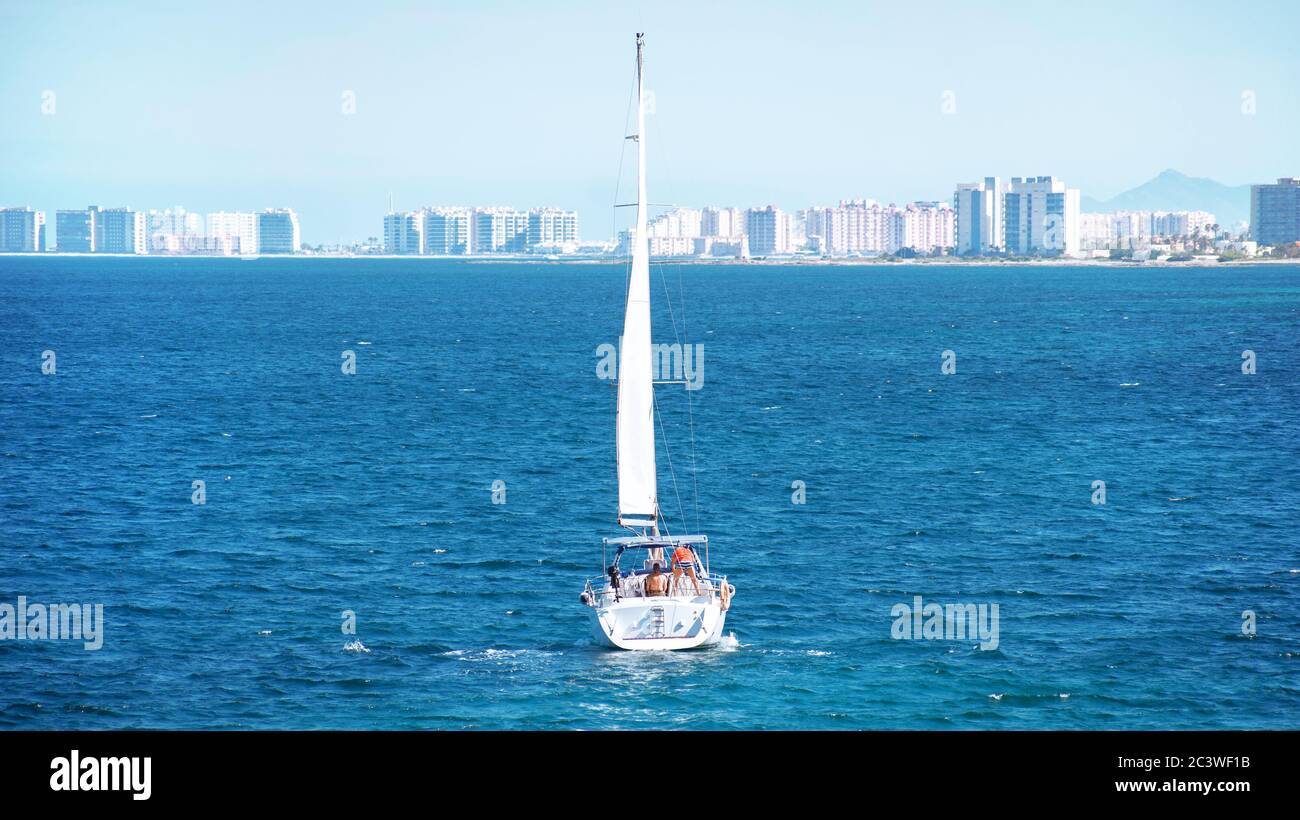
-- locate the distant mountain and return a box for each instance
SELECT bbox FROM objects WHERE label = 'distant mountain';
[1081,169,1251,227]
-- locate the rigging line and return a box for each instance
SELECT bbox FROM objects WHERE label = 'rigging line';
[652,383,689,538]
[609,377,618,531]
[656,260,682,344]
[679,263,702,535]
[654,261,701,534]
[651,262,687,534]
[685,376,701,534]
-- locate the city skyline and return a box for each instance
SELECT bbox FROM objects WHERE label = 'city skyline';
[4,190,1267,259]
[2,1,1298,244]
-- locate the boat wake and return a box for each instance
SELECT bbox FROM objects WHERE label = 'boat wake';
[718,632,743,651]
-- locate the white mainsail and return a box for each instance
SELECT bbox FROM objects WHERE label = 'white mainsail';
[616,34,657,529]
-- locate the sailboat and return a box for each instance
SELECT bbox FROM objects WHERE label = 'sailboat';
[579,34,735,650]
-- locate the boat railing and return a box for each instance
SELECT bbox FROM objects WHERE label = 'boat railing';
[583,572,732,606]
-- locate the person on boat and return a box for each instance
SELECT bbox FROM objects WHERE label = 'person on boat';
[644,563,667,597]
[607,564,622,601]
[671,544,703,596]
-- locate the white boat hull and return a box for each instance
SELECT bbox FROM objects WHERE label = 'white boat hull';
[589,595,727,650]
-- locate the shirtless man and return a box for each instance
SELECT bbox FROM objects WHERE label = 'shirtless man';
[644,563,668,597]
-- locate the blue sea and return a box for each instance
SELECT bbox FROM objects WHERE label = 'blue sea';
[1,256,1297,729]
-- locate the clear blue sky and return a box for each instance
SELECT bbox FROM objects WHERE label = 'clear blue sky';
[2,0,1297,244]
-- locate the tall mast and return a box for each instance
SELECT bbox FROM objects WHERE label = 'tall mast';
[615,33,658,532]
[634,33,647,274]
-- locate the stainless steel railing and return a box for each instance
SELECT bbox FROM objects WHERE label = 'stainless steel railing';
[583,572,733,607]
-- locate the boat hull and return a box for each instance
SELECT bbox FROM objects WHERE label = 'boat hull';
[589,596,727,650]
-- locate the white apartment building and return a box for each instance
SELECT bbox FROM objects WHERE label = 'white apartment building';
[803,200,952,255]
[389,206,574,255]
[146,207,205,253]
[424,207,472,255]
[527,208,579,250]
[472,207,529,254]
[804,201,889,255]
[206,211,259,255]
[647,207,703,239]
[384,211,425,254]
[637,236,749,257]
[1152,210,1215,237]
[1003,176,1081,257]
[646,236,699,256]
[1079,210,1217,249]
[901,202,955,254]
[701,206,744,238]
[1079,212,1116,249]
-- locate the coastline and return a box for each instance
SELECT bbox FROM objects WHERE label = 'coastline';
[0,251,1291,267]
[0,253,1289,269]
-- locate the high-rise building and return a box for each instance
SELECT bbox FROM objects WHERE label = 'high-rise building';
[701,206,744,238]
[1078,210,1216,250]
[646,208,702,239]
[1002,176,1080,257]
[1250,178,1300,245]
[1112,211,1147,247]
[900,202,955,253]
[207,211,259,255]
[1079,212,1118,250]
[1150,210,1215,238]
[800,200,900,255]
[472,208,529,254]
[745,206,789,256]
[146,207,205,253]
[954,177,1008,255]
[384,211,425,254]
[526,208,579,249]
[56,207,98,252]
[57,206,145,253]
[94,207,146,254]
[257,209,300,254]
[0,207,46,252]
[617,207,700,255]
[424,208,472,255]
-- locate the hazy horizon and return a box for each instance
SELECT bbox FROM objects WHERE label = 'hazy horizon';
[2,0,1297,243]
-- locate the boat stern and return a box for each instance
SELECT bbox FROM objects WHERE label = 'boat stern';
[589,597,726,650]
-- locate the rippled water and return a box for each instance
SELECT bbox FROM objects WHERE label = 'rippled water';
[1,257,1297,729]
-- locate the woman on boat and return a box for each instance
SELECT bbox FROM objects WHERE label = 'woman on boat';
[671,544,703,596]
